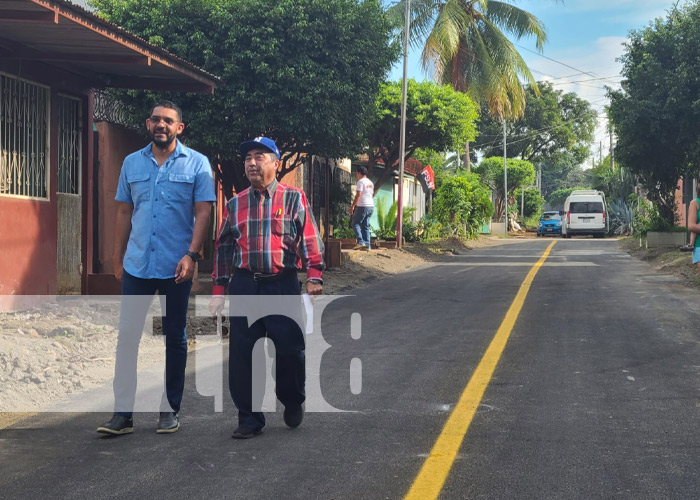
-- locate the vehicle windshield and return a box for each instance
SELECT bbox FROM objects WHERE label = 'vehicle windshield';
[540,213,561,221]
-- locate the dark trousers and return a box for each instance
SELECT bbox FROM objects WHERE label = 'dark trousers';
[228,270,305,430]
[113,270,192,418]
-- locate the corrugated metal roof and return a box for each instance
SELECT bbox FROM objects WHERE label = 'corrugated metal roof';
[0,0,220,93]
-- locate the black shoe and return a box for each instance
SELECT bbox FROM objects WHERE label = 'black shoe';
[231,425,264,439]
[156,412,180,434]
[283,405,304,429]
[97,415,133,435]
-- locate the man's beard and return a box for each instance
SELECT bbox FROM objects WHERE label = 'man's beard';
[150,129,176,149]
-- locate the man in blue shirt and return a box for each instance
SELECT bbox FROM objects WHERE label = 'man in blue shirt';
[97,101,216,435]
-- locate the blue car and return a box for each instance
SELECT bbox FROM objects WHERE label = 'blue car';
[537,211,563,236]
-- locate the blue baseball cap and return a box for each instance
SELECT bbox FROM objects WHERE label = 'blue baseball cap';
[239,137,280,159]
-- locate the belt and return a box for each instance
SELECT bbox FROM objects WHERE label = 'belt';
[236,268,296,283]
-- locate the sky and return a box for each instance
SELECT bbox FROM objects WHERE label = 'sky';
[389,0,678,163]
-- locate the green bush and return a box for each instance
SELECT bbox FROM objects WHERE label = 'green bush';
[373,198,416,240]
[417,216,444,242]
[514,187,545,218]
[431,173,493,238]
[523,213,540,229]
[333,217,355,239]
[402,218,421,243]
[633,200,680,235]
[608,199,635,236]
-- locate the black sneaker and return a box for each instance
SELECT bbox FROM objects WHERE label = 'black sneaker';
[231,425,264,439]
[156,412,180,434]
[97,415,133,435]
[283,405,304,429]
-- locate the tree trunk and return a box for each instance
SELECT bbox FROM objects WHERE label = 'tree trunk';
[465,142,471,173]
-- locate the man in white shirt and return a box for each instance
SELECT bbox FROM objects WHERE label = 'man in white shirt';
[349,166,374,251]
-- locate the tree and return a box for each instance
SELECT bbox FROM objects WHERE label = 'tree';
[608,2,700,224]
[412,148,445,176]
[388,0,548,121]
[590,156,636,202]
[473,82,597,199]
[547,186,588,210]
[475,156,535,220]
[388,0,551,172]
[366,79,478,191]
[514,187,544,218]
[91,0,399,197]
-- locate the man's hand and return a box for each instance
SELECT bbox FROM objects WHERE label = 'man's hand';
[209,296,225,316]
[113,258,124,281]
[175,255,196,284]
[306,281,323,296]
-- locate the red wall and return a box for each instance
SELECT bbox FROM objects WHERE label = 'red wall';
[676,178,687,226]
[94,122,147,274]
[0,196,58,296]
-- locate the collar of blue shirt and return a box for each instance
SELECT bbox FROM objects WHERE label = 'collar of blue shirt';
[141,139,190,161]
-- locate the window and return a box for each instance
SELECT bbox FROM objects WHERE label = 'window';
[541,213,561,221]
[0,73,49,199]
[569,201,604,213]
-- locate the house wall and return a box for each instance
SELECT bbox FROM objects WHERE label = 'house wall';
[676,177,689,227]
[0,58,94,303]
[0,76,79,298]
[356,174,424,235]
[94,122,146,274]
[371,182,395,232]
[0,196,57,296]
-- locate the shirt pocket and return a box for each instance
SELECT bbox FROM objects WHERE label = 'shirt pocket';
[127,172,151,203]
[166,173,195,202]
[272,215,297,240]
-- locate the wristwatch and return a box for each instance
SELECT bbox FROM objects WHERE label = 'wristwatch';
[185,250,201,262]
[307,278,323,285]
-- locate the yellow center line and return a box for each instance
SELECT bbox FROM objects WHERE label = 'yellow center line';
[404,240,556,500]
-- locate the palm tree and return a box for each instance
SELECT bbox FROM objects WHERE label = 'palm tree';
[389,0,551,169]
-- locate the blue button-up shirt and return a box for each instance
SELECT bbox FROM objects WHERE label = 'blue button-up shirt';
[115,140,216,279]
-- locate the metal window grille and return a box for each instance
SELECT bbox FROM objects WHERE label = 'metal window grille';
[0,73,49,199]
[58,95,82,195]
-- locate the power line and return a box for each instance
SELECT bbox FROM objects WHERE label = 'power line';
[516,43,623,88]
[515,43,600,79]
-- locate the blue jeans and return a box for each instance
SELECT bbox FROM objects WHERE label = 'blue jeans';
[352,206,373,248]
[113,270,192,418]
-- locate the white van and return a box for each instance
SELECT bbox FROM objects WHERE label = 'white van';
[562,190,608,238]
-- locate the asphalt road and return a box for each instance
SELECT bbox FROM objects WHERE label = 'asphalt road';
[2,238,700,500]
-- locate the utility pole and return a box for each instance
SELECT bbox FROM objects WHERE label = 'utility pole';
[610,126,614,171]
[395,0,410,249]
[503,118,508,236]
